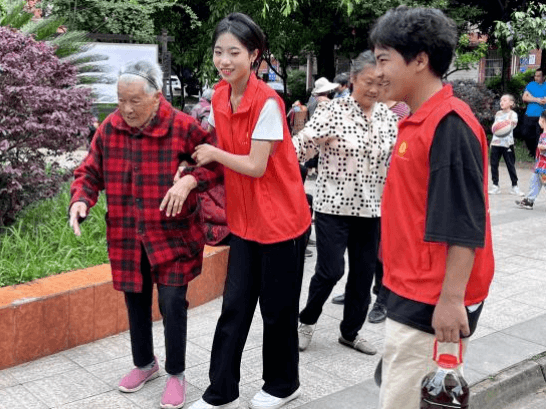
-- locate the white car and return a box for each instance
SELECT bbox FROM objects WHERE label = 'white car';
[165,75,183,97]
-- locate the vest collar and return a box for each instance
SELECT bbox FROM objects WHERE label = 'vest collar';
[404,84,453,125]
[111,94,174,137]
[215,72,259,115]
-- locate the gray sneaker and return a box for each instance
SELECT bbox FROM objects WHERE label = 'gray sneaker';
[515,197,534,210]
[297,323,316,351]
[338,335,377,355]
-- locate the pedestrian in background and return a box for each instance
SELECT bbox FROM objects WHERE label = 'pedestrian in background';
[190,88,214,129]
[370,7,494,408]
[521,68,546,157]
[488,94,524,196]
[69,60,223,409]
[333,72,350,98]
[306,77,338,118]
[293,50,398,356]
[516,110,546,210]
[188,12,311,409]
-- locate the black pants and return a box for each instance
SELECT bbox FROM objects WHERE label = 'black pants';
[522,115,542,157]
[490,145,518,186]
[299,212,379,342]
[203,233,307,405]
[124,249,188,375]
[372,220,387,307]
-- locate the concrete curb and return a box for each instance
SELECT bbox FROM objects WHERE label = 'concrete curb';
[471,354,546,409]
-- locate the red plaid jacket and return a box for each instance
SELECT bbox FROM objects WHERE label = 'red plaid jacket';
[70,95,223,292]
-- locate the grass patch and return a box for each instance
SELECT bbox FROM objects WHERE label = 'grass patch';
[0,183,109,287]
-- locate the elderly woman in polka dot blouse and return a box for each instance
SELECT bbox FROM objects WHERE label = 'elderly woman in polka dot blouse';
[293,50,398,355]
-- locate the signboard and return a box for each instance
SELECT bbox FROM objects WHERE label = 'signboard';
[529,54,536,65]
[268,69,276,81]
[72,43,159,104]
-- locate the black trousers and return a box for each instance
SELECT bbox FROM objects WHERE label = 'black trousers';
[124,249,188,375]
[490,145,519,186]
[522,115,542,157]
[299,212,379,342]
[203,233,307,405]
[372,220,387,307]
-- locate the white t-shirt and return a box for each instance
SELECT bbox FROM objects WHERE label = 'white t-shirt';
[208,98,284,141]
[491,110,518,148]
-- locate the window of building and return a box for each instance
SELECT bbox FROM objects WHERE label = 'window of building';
[484,49,503,80]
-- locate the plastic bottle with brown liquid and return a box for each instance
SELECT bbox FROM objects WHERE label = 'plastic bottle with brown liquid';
[420,340,469,409]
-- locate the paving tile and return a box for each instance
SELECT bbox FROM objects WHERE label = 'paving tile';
[6,354,79,384]
[0,384,48,409]
[308,350,379,384]
[501,313,546,347]
[185,361,212,391]
[86,355,139,388]
[477,298,546,331]
[59,390,140,409]
[61,334,132,367]
[466,332,546,376]
[0,371,18,389]
[23,367,110,407]
[185,340,212,369]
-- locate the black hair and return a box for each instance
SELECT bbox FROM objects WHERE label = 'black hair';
[541,110,546,120]
[369,6,458,78]
[212,13,267,71]
[536,68,544,76]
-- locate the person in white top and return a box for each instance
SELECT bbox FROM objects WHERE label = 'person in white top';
[293,50,398,355]
[488,94,524,196]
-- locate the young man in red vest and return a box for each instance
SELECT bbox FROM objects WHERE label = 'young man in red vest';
[370,7,495,408]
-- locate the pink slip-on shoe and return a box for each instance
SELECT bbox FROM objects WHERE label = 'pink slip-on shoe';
[118,357,160,393]
[160,376,186,408]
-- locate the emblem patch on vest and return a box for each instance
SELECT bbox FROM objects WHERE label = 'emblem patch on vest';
[398,141,408,157]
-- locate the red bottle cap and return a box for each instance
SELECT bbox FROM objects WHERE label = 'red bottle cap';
[437,353,460,369]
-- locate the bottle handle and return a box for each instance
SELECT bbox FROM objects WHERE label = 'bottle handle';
[433,338,463,365]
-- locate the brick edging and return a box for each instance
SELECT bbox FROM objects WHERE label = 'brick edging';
[0,245,229,370]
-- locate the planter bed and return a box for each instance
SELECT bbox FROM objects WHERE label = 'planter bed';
[0,245,229,370]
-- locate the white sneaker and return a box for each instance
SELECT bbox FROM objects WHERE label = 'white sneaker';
[250,388,301,409]
[510,186,525,196]
[188,398,240,409]
[297,323,316,351]
[488,185,501,195]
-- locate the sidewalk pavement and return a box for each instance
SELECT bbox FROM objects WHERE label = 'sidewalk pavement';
[0,163,545,408]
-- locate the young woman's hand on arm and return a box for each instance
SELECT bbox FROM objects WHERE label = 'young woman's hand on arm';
[192,139,273,178]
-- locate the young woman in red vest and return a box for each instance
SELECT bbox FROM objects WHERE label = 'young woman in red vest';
[188,12,311,409]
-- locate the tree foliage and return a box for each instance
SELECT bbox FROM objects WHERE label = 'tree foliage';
[0,26,93,226]
[493,2,546,56]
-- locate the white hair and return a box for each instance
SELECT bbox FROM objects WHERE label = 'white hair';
[119,60,163,95]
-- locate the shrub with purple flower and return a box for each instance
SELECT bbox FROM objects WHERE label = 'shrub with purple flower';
[0,26,93,226]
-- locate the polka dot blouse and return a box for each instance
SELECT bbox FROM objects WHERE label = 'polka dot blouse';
[293,96,398,218]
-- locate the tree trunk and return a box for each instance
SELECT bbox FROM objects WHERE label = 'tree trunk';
[316,36,336,80]
[541,49,546,72]
[500,40,512,93]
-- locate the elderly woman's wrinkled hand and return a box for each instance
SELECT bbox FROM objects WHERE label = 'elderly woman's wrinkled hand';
[69,202,88,236]
[160,175,198,217]
[192,144,218,166]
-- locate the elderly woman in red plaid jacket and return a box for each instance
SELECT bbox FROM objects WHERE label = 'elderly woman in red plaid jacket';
[69,60,223,409]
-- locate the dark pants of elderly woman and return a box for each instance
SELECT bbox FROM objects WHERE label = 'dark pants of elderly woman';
[299,212,379,352]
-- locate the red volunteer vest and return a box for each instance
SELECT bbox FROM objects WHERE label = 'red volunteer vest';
[381,85,494,305]
[212,73,311,244]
